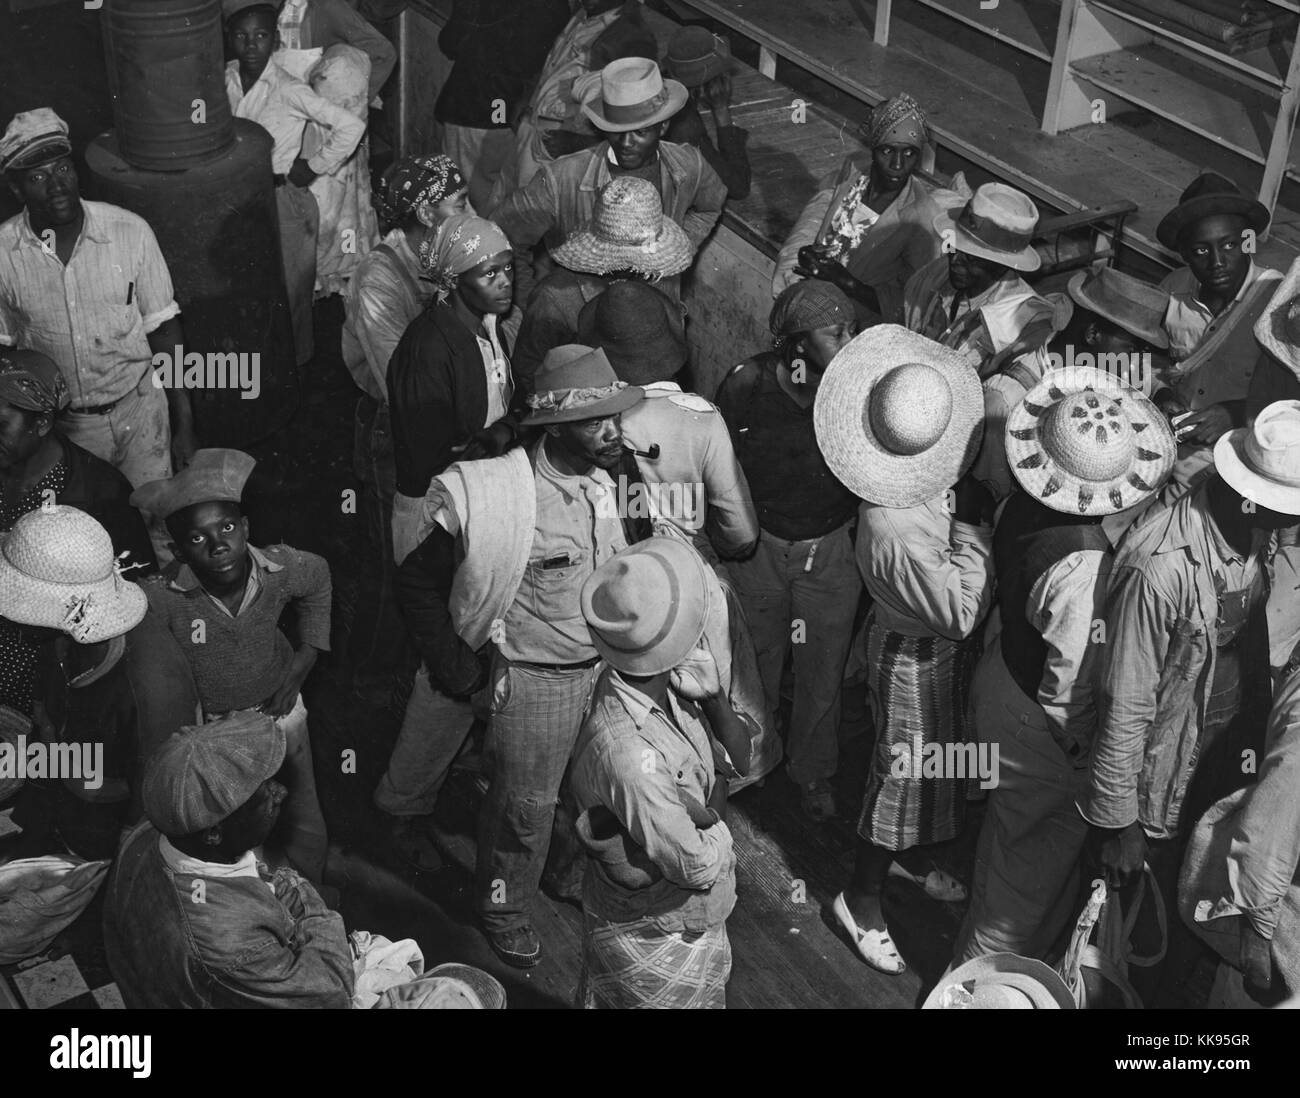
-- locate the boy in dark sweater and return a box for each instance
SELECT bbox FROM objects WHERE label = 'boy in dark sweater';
[131,449,332,883]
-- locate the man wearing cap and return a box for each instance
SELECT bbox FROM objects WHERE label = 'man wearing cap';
[1064,266,1172,398]
[715,280,861,822]
[570,538,754,1008]
[102,715,355,1008]
[1153,173,1281,489]
[953,369,1177,965]
[903,182,1062,501]
[0,107,196,494]
[1080,401,1300,1002]
[493,57,727,304]
[395,344,645,966]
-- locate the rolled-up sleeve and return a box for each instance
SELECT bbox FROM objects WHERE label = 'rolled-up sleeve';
[134,222,180,333]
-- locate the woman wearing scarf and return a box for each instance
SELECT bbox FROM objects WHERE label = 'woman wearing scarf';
[773,93,970,327]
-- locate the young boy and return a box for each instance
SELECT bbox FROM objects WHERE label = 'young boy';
[131,448,332,883]
[224,0,366,366]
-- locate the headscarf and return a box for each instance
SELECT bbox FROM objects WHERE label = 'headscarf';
[417,214,512,302]
[375,153,466,229]
[0,349,70,415]
[861,92,930,151]
[769,279,855,346]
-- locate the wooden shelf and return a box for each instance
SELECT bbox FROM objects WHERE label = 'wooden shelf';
[910,0,1057,62]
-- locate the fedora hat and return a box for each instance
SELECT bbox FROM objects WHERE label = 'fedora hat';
[923,953,1076,1009]
[813,325,984,508]
[1006,367,1176,516]
[0,506,146,644]
[1214,400,1300,516]
[581,537,711,675]
[1067,266,1170,350]
[662,26,734,88]
[933,183,1041,273]
[577,280,687,385]
[1254,255,1300,378]
[550,176,694,280]
[524,344,644,426]
[581,57,688,133]
[1156,172,1270,252]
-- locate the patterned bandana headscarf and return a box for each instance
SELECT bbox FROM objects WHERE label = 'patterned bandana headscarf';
[418,214,512,302]
[375,154,467,229]
[861,92,930,151]
[0,349,70,415]
[769,280,855,346]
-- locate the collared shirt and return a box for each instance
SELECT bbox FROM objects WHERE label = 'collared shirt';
[224,58,365,176]
[159,836,271,891]
[1162,261,1271,362]
[341,229,434,400]
[498,442,628,663]
[569,666,737,930]
[192,547,269,619]
[0,200,180,407]
[475,312,511,426]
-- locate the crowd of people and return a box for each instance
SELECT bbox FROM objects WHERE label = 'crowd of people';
[1,0,1299,1011]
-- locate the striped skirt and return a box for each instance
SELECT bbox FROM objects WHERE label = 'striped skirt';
[856,610,982,851]
[579,912,731,1010]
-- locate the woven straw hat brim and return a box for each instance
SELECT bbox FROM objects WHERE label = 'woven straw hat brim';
[550,218,694,279]
[1254,261,1300,374]
[581,81,689,132]
[813,325,984,508]
[1066,270,1170,350]
[932,209,1041,273]
[0,704,31,803]
[1005,367,1176,516]
[523,383,644,426]
[0,548,146,643]
[923,953,1074,1009]
[1215,427,1300,515]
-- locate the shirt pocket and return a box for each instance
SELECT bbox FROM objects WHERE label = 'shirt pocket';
[105,304,141,343]
[524,552,587,621]
[1168,616,1210,682]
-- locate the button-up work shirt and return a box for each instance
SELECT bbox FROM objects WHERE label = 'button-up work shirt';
[0,200,180,407]
[225,58,365,176]
[475,312,511,426]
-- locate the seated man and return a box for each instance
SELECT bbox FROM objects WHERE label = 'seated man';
[1063,265,1171,398]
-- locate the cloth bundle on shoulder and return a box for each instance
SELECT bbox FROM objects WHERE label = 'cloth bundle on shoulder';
[0,855,110,964]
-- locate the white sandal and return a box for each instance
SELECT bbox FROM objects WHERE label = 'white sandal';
[832,892,906,975]
[888,862,968,902]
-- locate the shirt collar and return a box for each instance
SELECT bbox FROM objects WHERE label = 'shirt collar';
[1204,504,1248,566]
[642,381,681,393]
[167,543,283,593]
[159,835,261,880]
[15,200,105,252]
[1170,261,1264,314]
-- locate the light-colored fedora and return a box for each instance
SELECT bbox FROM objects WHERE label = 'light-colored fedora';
[923,953,1076,1009]
[0,506,146,644]
[581,57,688,133]
[581,537,711,676]
[1067,266,1170,350]
[1254,255,1300,378]
[813,325,984,508]
[1214,399,1300,516]
[933,182,1042,273]
[550,176,694,280]
[524,344,644,426]
[1005,367,1176,516]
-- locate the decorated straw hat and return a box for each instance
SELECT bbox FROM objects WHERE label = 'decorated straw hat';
[923,953,1076,1009]
[1254,255,1300,377]
[813,325,984,508]
[550,177,694,280]
[1005,367,1175,516]
[0,705,31,804]
[1067,266,1170,350]
[524,344,644,426]
[581,57,688,133]
[933,183,1041,273]
[0,506,146,644]
[1156,171,1269,252]
[1214,399,1300,516]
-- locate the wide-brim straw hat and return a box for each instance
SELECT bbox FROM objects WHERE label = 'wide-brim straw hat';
[1006,367,1176,516]
[1214,399,1300,516]
[814,325,984,508]
[933,182,1041,273]
[581,537,711,676]
[0,505,146,645]
[1156,171,1270,252]
[550,176,694,280]
[1067,266,1170,350]
[523,344,644,426]
[1254,255,1300,378]
[581,57,688,133]
[0,705,30,804]
[923,953,1076,1009]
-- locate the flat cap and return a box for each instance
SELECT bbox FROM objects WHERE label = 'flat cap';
[0,107,72,173]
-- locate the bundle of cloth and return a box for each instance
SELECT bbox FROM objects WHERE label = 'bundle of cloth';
[1120,0,1296,51]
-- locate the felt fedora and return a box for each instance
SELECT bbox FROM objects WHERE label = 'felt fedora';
[577,279,687,386]
[550,176,694,280]
[923,953,1076,1009]
[1254,255,1300,379]
[662,26,734,88]
[1156,172,1269,252]
[1067,266,1170,350]
[1214,399,1300,516]
[813,325,984,508]
[933,183,1041,273]
[524,344,644,426]
[1006,367,1176,516]
[581,58,688,133]
[581,537,711,675]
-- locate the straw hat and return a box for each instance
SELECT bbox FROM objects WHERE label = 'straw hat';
[813,325,984,508]
[1214,400,1300,516]
[1067,266,1170,350]
[0,506,146,644]
[524,344,644,426]
[1005,367,1176,516]
[662,26,734,88]
[0,705,31,804]
[1156,172,1269,252]
[376,963,508,1009]
[550,177,694,280]
[581,58,688,133]
[923,953,1076,1009]
[933,183,1041,273]
[1254,256,1300,378]
[581,537,711,676]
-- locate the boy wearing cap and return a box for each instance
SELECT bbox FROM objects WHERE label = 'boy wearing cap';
[0,107,196,493]
[132,449,333,884]
[570,537,753,1008]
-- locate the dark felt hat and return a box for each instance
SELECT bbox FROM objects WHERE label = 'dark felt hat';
[1155,172,1269,252]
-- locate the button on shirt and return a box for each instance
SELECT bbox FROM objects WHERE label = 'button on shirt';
[476,312,511,426]
[0,200,180,407]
